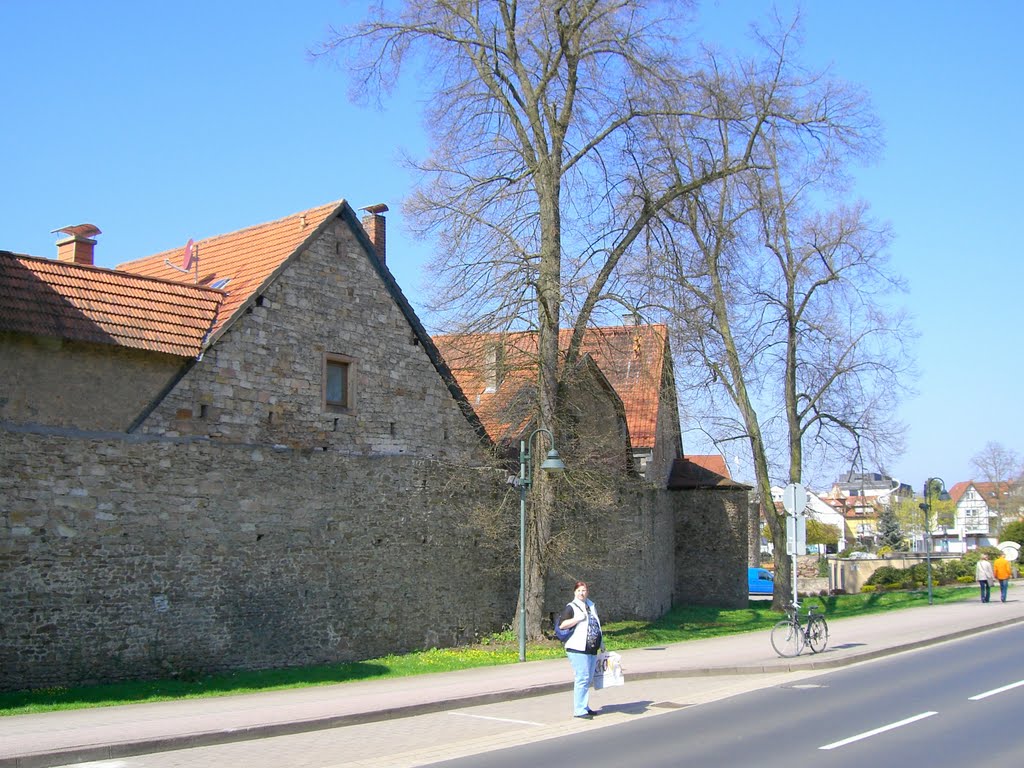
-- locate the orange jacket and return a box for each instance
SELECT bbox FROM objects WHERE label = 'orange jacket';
[993,557,1013,580]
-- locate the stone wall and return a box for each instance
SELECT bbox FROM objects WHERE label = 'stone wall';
[2,423,748,691]
[0,423,748,691]
[544,486,676,623]
[0,332,183,431]
[0,426,512,691]
[672,487,749,608]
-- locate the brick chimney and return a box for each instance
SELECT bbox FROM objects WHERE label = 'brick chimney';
[359,203,388,265]
[52,224,101,266]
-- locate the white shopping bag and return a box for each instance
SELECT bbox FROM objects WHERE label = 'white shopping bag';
[592,650,624,689]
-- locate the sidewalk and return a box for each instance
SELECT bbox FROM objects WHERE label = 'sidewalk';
[3,596,1024,768]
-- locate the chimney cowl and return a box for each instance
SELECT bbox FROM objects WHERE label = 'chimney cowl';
[51,224,101,266]
[359,204,388,265]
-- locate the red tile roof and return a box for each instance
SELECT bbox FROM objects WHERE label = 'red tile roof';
[949,480,1011,505]
[433,324,668,447]
[0,251,223,357]
[667,457,749,490]
[117,201,342,344]
[686,454,731,479]
[948,481,971,504]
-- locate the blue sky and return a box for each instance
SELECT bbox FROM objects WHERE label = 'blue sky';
[2,1,1021,492]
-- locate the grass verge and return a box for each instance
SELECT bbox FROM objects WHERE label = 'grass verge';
[1,585,975,717]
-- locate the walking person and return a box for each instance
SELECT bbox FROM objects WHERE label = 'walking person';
[976,553,994,603]
[993,554,1013,602]
[557,581,603,719]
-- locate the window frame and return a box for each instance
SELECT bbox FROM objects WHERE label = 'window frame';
[323,353,356,412]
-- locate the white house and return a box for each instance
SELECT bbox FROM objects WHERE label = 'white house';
[770,486,847,554]
[939,481,1005,553]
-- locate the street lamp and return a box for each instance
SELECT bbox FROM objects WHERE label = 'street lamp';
[919,477,950,605]
[518,427,565,662]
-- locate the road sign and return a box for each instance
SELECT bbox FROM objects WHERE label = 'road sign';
[786,513,807,556]
[782,483,807,515]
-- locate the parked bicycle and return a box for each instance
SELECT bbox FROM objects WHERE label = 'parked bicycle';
[770,602,828,657]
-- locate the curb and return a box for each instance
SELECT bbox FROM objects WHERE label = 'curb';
[6,614,1024,768]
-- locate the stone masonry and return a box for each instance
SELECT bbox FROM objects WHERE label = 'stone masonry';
[0,427,510,690]
[0,208,749,691]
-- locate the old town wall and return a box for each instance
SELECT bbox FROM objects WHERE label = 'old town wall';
[0,425,734,691]
[0,426,511,690]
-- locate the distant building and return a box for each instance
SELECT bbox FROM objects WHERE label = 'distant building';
[935,481,1008,553]
[829,471,910,505]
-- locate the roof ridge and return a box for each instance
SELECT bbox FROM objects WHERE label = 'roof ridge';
[119,200,345,266]
[0,251,225,297]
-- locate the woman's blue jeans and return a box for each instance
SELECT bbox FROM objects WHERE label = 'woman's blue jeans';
[567,650,597,716]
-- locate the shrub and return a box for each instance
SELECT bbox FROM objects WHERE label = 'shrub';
[866,566,904,587]
[999,521,1024,546]
[907,562,930,585]
[861,584,877,593]
[936,558,970,583]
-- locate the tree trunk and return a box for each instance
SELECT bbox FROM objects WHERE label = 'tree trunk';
[522,169,562,640]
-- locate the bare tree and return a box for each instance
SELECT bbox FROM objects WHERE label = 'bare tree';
[319,1,897,627]
[970,441,1022,530]
[635,29,915,604]
[971,441,1020,485]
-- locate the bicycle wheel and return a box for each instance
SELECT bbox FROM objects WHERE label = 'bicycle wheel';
[807,615,829,653]
[770,618,804,657]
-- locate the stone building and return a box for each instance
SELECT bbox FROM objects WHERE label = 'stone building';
[434,326,750,615]
[1,202,500,691]
[0,200,748,692]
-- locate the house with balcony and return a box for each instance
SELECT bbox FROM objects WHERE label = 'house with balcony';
[939,481,1007,552]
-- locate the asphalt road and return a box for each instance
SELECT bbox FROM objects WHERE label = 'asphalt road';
[431,622,1024,767]
[47,623,1024,767]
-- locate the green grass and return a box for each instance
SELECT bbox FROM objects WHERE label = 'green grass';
[0,585,975,717]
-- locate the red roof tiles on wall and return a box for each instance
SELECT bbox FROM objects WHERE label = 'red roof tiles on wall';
[433,324,668,448]
[0,252,223,357]
[117,201,341,343]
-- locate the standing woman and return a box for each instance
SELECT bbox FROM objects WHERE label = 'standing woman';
[557,581,603,719]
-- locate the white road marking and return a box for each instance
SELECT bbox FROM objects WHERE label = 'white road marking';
[819,711,938,750]
[448,711,545,726]
[969,679,1024,700]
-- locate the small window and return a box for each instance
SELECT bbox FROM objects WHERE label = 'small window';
[483,343,504,393]
[324,354,356,411]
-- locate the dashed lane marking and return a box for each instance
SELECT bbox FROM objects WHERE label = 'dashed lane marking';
[819,711,938,750]
[969,679,1024,701]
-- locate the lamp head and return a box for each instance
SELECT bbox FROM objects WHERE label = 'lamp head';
[540,449,566,474]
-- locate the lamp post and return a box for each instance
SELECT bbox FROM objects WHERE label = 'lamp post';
[919,477,949,605]
[518,427,565,662]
